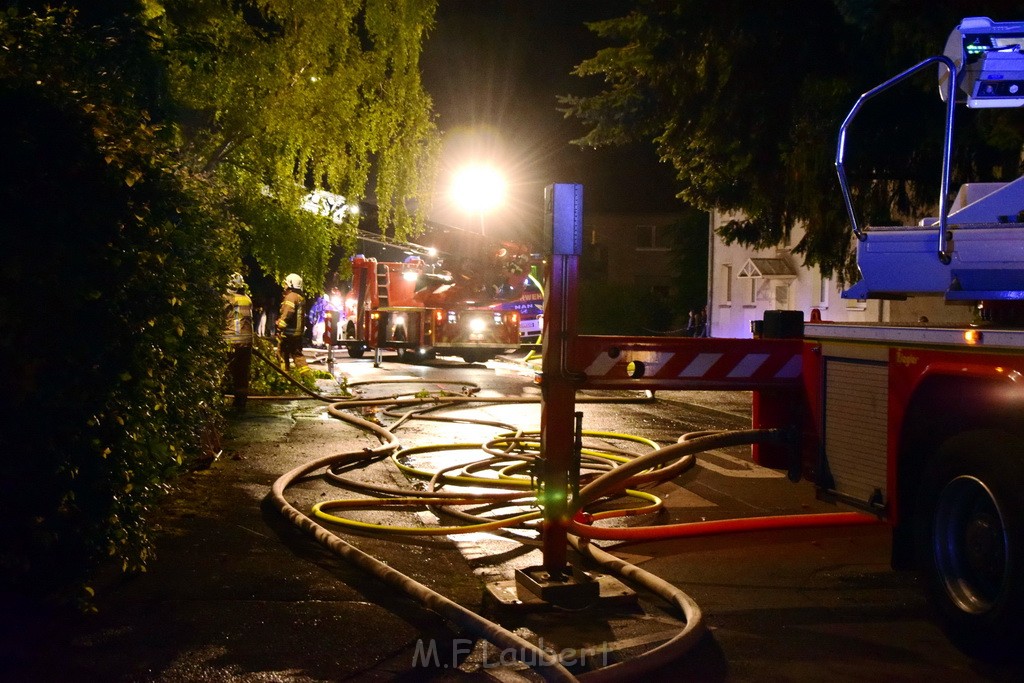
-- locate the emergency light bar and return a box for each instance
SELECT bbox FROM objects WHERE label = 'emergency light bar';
[943,16,1024,108]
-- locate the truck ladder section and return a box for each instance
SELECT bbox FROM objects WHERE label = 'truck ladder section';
[837,17,1024,302]
[375,261,390,307]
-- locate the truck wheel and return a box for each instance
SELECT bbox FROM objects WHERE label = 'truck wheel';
[916,431,1024,660]
[347,343,366,359]
[460,351,492,364]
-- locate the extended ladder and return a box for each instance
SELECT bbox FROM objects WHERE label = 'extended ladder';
[376,262,390,307]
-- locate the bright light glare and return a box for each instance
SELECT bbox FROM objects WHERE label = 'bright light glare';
[450,164,506,214]
[468,317,487,334]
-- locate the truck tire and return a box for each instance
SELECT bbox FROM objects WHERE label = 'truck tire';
[916,430,1024,661]
[346,343,366,359]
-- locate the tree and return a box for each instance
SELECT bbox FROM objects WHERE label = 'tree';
[0,0,440,604]
[561,0,1024,282]
[668,208,709,317]
[155,0,440,289]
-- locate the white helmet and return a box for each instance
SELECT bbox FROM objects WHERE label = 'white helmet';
[228,272,245,291]
[285,273,303,290]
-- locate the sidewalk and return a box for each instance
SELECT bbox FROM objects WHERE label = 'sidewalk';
[4,398,494,682]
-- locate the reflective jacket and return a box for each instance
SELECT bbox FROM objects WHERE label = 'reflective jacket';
[276,289,305,337]
[223,292,254,346]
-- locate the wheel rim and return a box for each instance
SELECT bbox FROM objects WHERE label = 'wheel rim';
[933,475,1008,615]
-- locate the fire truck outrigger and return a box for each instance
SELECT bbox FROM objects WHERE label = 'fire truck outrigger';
[342,254,520,364]
[533,17,1024,660]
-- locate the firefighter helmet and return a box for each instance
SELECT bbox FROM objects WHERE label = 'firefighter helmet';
[285,273,303,290]
[228,272,245,291]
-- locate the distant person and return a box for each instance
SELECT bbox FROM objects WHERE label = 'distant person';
[276,273,308,373]
[223,273,253,410]
[686,309,698,337]
[309,294,331,348]
[694,306,709,337]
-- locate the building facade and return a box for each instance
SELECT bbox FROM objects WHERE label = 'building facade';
[582,211,681,290]
[707,211,885,339]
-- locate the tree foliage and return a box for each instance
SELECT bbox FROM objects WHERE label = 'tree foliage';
[0,0,439,604]
[561,0,1024,282]
[668,208,710,315]
[155,0,439,289]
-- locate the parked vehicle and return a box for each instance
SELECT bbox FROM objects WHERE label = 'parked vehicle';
[344,254,519,363]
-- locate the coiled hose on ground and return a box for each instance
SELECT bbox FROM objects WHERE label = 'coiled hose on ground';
[259,353,877,680]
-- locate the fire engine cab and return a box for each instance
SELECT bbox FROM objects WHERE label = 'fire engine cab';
[343,254,519,363]
[536,17,1024,659]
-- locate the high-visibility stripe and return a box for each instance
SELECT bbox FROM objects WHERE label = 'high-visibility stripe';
[727,353,769,378]
[775,354,802,379]
[584,353,619,376]
[633,351,673,376]
[679,353,723,378]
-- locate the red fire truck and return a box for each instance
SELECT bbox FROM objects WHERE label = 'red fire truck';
[812,17,1024,654]
[536,17,1024,658]
[492,254,545,341]
[342,254,520,363]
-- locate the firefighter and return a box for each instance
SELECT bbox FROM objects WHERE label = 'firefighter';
[223,272,254,410]
[276,273,308,373]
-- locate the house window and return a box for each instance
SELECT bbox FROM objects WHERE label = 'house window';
[635,224,670,251]
[721,264,732,305]
[636,225,654,248]
[746,278,757,306]
[814,272,830,308]
[775,283,790,308]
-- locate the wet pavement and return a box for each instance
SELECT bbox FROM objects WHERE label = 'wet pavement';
[5,353,1024,682]
[5,398,486,682]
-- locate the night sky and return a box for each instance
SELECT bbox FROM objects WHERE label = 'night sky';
[420,0,681,244]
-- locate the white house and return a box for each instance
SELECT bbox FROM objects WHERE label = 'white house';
[707,211,885,339]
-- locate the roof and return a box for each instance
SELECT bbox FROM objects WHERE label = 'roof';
[738,257,797,279]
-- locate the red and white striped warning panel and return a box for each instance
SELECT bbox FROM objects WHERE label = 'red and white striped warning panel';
[569,336,804,391]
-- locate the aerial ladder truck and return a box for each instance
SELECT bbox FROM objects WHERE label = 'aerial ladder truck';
[534,17,1024,658]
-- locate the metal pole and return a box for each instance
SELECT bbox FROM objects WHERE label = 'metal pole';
[539,184,583,575]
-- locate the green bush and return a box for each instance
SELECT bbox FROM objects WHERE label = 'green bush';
[0,11,235,605]
[248,337,326,396]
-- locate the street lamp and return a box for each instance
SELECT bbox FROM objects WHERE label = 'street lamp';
[449,163,506,235]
